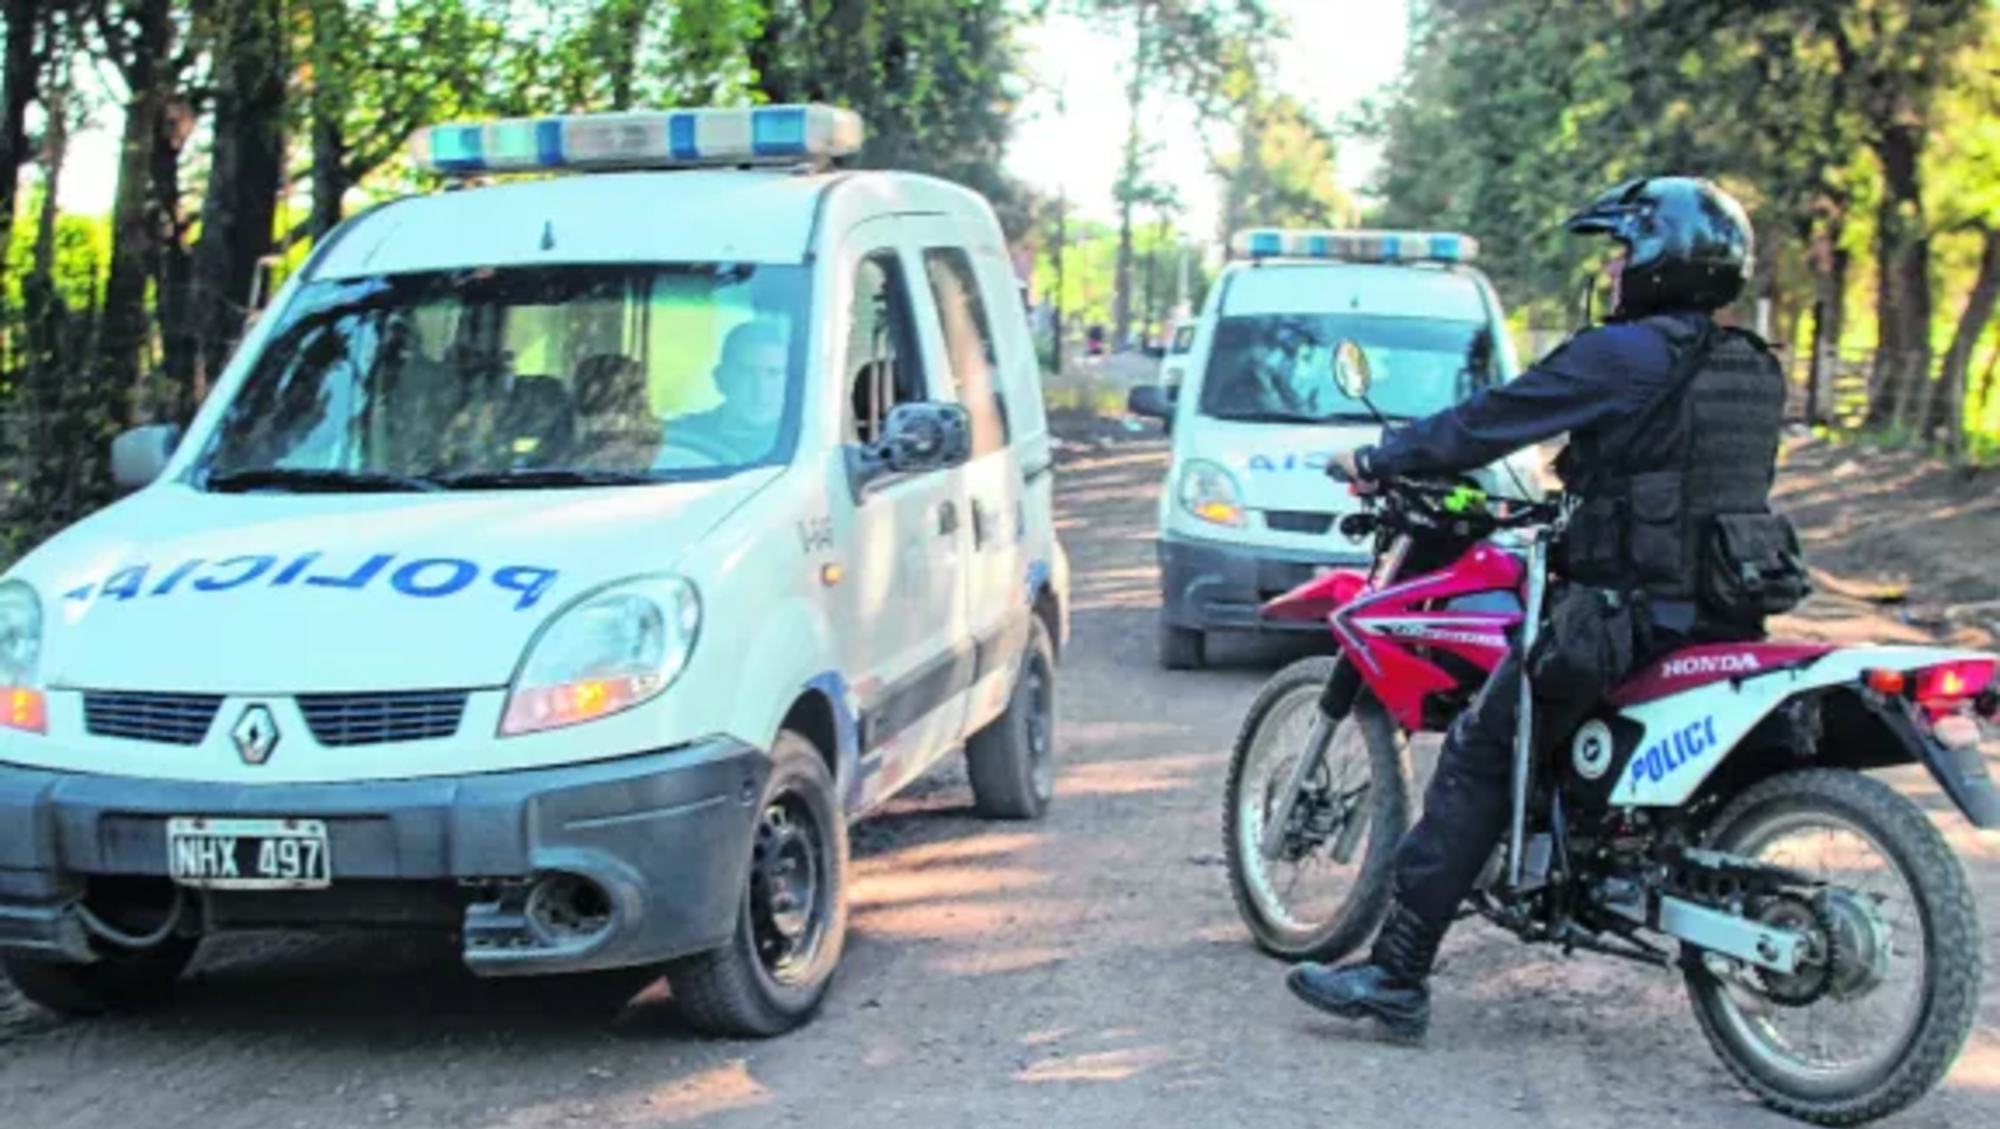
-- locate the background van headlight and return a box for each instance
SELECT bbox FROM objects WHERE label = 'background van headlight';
[501,577,700,736]
[1178,458,1246,528]
[0,582,45,734]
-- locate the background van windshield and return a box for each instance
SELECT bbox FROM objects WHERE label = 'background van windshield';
[1197,313,1500,423]
[196,263,809,486]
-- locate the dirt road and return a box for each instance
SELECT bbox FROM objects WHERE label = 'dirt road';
[2,429,1996,1128]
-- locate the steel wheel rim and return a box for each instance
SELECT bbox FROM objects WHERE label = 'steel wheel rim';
[749,791,833,987]
[1236,686,1376,934]
[1707,807,1929,1090]
[1025,656,1055,801]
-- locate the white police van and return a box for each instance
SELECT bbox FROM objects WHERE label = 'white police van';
[0,104,1069,1037]
[1128,228,1537,669]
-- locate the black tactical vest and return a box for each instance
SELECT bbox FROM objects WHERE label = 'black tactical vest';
[1552,313,1789,604]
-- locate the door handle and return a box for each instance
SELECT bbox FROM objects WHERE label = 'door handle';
[937,500,959,536]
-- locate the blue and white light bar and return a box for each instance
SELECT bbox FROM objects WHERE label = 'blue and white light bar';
[409,104,865,176]
[1229,228,1480,265]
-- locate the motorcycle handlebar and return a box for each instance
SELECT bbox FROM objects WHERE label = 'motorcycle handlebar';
[1331,468,1561,530]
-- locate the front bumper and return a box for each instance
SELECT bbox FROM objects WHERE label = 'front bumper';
[1158,532,1366,633]
[0,737,768,976]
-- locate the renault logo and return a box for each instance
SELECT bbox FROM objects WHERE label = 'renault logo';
[232,705,280,765]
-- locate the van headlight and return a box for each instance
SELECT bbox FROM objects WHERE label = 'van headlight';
[0,582,46,734]
[1178,459,1246,528]
[500,577,701,736]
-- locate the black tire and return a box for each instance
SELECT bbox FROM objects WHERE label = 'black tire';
[2,934,198,1017]
[1160,621,1207,670]
[666,729,849,1039]
[1223,657,1409,962]
[967,618,1057,820]
[1685,769,1983,1126]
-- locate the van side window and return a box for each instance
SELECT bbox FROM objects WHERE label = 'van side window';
[845,252,927,446]
[921,248,1010,457]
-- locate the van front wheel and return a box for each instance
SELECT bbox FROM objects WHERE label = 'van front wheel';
[666,730,849,1038]
[1160,622,1207,670]
[3,935,198,1017]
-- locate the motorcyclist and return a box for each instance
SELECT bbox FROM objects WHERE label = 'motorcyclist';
[1285,177,1793,1040]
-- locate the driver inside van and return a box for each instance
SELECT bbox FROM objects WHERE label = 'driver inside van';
[668,319,790,463]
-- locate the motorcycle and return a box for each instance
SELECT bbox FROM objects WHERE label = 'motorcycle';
[1222,340,2000,1126]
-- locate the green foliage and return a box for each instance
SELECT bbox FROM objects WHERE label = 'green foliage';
[1366,0,1999,459]
[1,186,110,314]
[1215,91,1349,237]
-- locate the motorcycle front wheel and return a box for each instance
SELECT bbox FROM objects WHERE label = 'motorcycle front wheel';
[1685,768,1983,1126]
[1223,656,1412,962]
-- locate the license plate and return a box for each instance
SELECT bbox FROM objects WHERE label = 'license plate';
[166,817,331,890]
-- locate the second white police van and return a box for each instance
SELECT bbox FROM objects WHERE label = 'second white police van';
[1128,229,1540,669]
[0,104,1069,1037]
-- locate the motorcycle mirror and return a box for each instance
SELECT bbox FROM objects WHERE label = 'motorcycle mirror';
[1332,338,1373,400]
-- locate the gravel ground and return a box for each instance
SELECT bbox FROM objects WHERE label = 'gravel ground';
[1,426,1995,1129]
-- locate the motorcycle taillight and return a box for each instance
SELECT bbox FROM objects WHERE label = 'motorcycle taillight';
[1914,659,1997,706]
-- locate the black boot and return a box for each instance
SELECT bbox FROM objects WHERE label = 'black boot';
[1284,903,1444,1041]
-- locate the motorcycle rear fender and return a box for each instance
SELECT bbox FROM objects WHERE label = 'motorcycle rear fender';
[1262,568,1369,624]
[1608,645,2000,829]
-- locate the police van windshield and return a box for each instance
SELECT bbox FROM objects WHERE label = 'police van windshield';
[1198,313,1500,424]
[194,263,809,491]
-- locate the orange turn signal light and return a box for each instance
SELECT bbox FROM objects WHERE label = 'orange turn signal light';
[3,688,47,734]
[1863,669,1907,696]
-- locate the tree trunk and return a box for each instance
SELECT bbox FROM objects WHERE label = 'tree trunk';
[1938,228,2000,464]
[607,0,647,111]
[1867,124,1934,436]
[747,0,793,101]
[188,0,288,424]
[1804,211,1848,430]
[1112,3,1151,352]
[20,66,70,532]
[1051,186,1066,376]
[152,97,195,408]
[98,0,177,436]
[308,0,347,240]
[0,0,42,272]
[1975,338,2000,436]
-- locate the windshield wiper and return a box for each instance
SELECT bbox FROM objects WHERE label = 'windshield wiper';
[1209,409,1398,425]
[437,468,662,490]
[205,467,443,494]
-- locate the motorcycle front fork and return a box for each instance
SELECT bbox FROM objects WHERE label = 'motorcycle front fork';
[1257,658,1362,862]
[1506,535,1551,892]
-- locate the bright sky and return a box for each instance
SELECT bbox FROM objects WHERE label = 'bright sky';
[1008,1,1411,243]
[52,1,1411,244]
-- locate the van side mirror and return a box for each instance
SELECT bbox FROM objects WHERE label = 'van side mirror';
[880,402,971,473]
[1127,384,1177,420]
[111,423,183,491]
[1331,338,1373,400]
[851,402,972,492]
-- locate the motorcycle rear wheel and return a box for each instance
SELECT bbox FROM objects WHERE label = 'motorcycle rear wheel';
[1685,768,1982,1126]
[1223,657,1411,962]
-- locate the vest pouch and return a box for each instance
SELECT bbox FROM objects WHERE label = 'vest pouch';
[1626,471,1687,591]
[1527,585,1642,703]
[1701,512,1810,623]
[1553,495,1625,584]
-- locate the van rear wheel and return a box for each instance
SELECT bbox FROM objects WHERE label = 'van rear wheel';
[967,619,1057,820]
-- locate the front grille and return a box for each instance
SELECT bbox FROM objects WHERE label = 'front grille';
[83,692,224,746]
[297,690,468,747]
[1263,509,1335,535]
